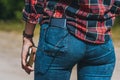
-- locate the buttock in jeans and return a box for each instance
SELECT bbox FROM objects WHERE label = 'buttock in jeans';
[35,23,116,80]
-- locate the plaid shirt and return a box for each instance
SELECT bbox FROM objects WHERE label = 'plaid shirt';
[23,0,120,44]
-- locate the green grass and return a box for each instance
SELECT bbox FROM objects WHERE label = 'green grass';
[0,21,24,32]
[0,20,40,35]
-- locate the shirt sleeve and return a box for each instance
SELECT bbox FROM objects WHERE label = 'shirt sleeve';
[110,0,120,14]
[22,0,44,24]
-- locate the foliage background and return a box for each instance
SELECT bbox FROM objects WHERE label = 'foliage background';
[0,0,24,20]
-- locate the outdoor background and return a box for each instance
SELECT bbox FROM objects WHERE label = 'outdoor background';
[0,0,120,80]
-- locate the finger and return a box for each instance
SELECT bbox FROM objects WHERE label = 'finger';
[21,45,30,67]
[33,53,36,61]
[22,62,34,74]
[21,50,27,65]
[32,47,37,53]
[21,54,34,72]
[21,50,28,71]
[21,57,27,69]
[24,67,31,74]
[21,40,34,74]
[32,47,37,61]
[24,66,34,74]
[25,69,31,74]
[28,66,34,71]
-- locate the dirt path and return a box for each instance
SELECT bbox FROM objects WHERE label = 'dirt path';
[0,31,119,80]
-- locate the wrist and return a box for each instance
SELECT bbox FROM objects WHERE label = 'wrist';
[23,37,33,44]
[23,37,35,47]
[23,30,34,38]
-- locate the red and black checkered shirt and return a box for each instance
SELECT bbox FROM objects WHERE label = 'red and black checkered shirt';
[23,0,120,44]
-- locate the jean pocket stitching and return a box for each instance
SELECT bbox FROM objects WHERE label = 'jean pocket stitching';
[43,26,69,57]
[44,26,68,47]
[100,41,114,51]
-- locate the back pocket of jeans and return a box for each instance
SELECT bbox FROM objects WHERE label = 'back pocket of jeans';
[100,39,114,51]
[45,25,68,48]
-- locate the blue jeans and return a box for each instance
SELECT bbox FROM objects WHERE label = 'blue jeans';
[35,24,116,80]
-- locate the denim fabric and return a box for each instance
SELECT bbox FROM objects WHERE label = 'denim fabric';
[35,24,116,80]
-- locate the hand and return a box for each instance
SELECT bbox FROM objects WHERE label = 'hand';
[21,37,36,74]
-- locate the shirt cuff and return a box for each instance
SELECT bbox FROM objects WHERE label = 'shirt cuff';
[22,9,41,24]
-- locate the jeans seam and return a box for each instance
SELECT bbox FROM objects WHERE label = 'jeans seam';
[86,49,114,61]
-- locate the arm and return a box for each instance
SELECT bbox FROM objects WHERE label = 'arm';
[21,22,36,74]
[22,0,43,24]
[21,0,44,74]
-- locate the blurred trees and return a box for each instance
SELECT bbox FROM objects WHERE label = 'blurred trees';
[0,0,24,20]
